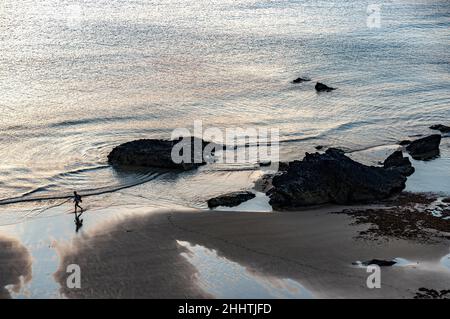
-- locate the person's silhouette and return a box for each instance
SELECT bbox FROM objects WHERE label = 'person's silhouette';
[73,191,83,213]
[73,191,84,232]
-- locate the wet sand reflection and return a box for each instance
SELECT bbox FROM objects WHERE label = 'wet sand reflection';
[0,235,33,298]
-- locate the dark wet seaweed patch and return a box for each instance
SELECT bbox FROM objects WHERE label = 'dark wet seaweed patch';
[414,288,450,299]
[336,193,450,243]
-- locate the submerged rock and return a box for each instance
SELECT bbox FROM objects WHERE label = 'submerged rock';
[267,149,408,209]
[430,124,450,133]
[315,82,336,92]
[207,191,256,208]
[292,77,311,83]
[406,134,441,160]
[383,150,415,176]
[108,137,218,170]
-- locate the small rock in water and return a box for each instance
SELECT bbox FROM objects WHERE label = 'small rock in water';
[315,82,336,92]
[292,77,311,83]
[406,134,441,160]
[315,145,324,150]
[430,124,450,133]
[207,191,256,208]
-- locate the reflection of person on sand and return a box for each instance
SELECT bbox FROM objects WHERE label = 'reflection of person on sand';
[75,211,83,232]
[73,191,84,232]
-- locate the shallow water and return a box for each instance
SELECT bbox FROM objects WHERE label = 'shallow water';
[1,0,449,204]
[0,199,158,298]
[178,240,313,298]
[212,191,272,212]
[441,253,450,271]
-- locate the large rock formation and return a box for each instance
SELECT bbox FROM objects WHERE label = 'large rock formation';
[207,191,256,208]
[383,150,415,176]
[430,124,450,133]
[108,137,218,170]
[406,134,441,160]
[267,149,411,210]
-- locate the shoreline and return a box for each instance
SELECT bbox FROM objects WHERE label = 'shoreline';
[1,135,448,208]
[1,189,449,298]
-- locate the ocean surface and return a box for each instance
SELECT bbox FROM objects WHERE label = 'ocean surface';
[1,0,450,207]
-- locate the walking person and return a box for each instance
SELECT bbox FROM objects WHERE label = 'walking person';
[73,191,84,232]
[73,191,83,214]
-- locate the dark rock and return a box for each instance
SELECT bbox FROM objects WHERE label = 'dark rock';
[399,140,411,146]
[361,259,396,267]
[414,288,450,299]
[315,145,324,150]
[430,124,450,133]
[278,161,290,171]
[292,77,311,83]
[406,134,441,160]
[326,147,345,154]
[267,149,408,209]
[315,82,336,92]
[108,137,218,170]
[254,174,274,193]
[383,150,415,176]
[207,191,256,208]
[258,160,272,167]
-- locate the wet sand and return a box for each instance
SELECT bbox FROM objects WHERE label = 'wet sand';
[53,206,450,299]
[0,236,33,298]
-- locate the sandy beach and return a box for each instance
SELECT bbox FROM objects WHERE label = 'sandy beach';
[49,204,449,299]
